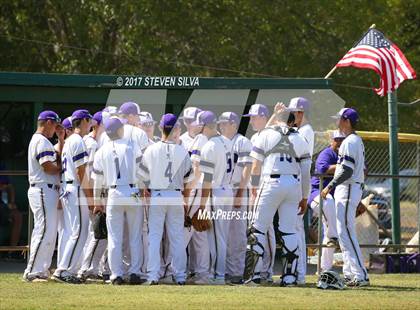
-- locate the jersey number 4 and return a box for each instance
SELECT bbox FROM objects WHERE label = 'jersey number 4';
[165,162,173,183]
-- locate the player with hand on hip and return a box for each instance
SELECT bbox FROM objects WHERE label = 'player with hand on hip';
[24,111,63,282]
[243,108,311,286]
[218,111,253,284]
[140,114,194,285]
[321,108,369,287]
[52,110,94,284]
[195,111,233,285]
[92,117,144,285]
[309,130,345,272]
[243,104,276,284]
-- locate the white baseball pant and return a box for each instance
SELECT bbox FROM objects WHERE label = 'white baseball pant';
[54,185,89,277]
[24,185,59,278]
[296,215,306,283]
[335,183,369,281]
[184,189,209,279]
[106,186,143,280]
[147,190,186,282]
[207,187,233,280]
[251,176,300,284]
[310,193,338,271]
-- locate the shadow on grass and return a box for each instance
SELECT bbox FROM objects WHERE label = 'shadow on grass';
[363,285,420,292]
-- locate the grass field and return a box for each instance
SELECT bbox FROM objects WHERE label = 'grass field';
[1,274,419,309]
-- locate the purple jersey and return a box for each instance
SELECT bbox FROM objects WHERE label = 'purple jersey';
[310,146,338,198]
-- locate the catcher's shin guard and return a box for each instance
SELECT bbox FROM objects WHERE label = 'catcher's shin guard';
[243,226,265,282]
[279,230,298,285]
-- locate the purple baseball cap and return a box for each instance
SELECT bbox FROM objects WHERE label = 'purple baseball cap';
[160,113,180,128]
[180,107,202,120]
[243,104,269,117]
[192,110,217,126]
[38,110,61,122]
[72,109,92,120]
[218,112,240,125]
[288,97,311,112]
[62,117,73,129]
[331,108,359,123]
[92,111,103,125]
[104,117,124,135]
[118,101,141,115]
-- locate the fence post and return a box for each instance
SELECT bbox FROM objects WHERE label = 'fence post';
[388,92,401,245]
[317,176,324,275]
[417,141,420,250]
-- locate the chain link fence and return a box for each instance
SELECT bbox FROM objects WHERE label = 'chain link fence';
[309,132,420,266]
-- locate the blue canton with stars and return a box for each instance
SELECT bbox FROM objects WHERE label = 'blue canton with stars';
[357,29,391,49]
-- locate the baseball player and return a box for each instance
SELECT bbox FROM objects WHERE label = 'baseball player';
[23,111,63,282]
[92,117,144,285]
[78,111,108,281]
[55,117,73,270]
[243,104,276,283]
[181,107,211,285]
[218,112,253,284]
[243,109,311,286]
[195,111,233,285]
[52,109,94,284]
[98,106,118,147]
[140,114,194,285]
[310,130,344,272]
[321,108,370,287]
[288,97,314,285]
[139,111,160,143]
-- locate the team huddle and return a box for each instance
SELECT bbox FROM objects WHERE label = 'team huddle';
[23,97,370,288]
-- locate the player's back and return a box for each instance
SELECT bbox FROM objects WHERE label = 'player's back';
[96,139,140,187]
[252,126,310,177]
[143,141,191,190]
[228,134,252,185]
[338,133,365,184]
[28,133,59,185]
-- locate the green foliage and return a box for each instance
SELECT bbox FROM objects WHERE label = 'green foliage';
[0,0,418,132]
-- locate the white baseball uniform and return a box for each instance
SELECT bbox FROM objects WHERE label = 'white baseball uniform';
[248,126,311,284]
[225,133,253,279]
[54,133,90,277]
[183,133,210,280]
[78,133,108,278]
[250,132,276,281]
[200,135,233,281]
[334,133,369,281]
[24,133,60,279]
[296,123,314,283]
[101,123,150,151]
[92,138,144,281]
[140,141,193,282]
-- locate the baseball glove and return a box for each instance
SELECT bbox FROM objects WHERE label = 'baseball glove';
[356,201,367,217]
[93,212,107,239]
[191,209,211,232]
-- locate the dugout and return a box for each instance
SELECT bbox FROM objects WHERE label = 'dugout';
[0,71,342,247]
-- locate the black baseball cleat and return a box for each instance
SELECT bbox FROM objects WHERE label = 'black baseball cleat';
[102,274,111,283]
[129,274,143,285]
[346,279,370,288]
[111,276,124,285]
[143,280,159,285]
[279,281,297,287]
[177,281,186,286]
[326,238,340,249]
[23,274,48,283]
[52,274,82,284]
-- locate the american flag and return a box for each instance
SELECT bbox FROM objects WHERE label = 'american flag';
[336,29,416,96]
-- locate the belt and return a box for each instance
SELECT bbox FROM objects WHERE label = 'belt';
[153,189,181,191]
[65,181,74,184]
[270,174,298,179]
[30,183,60,191]
[110,184,135,189]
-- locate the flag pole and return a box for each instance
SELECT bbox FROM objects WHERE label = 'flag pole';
[324,24,376,79]
[388,91,401,245]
